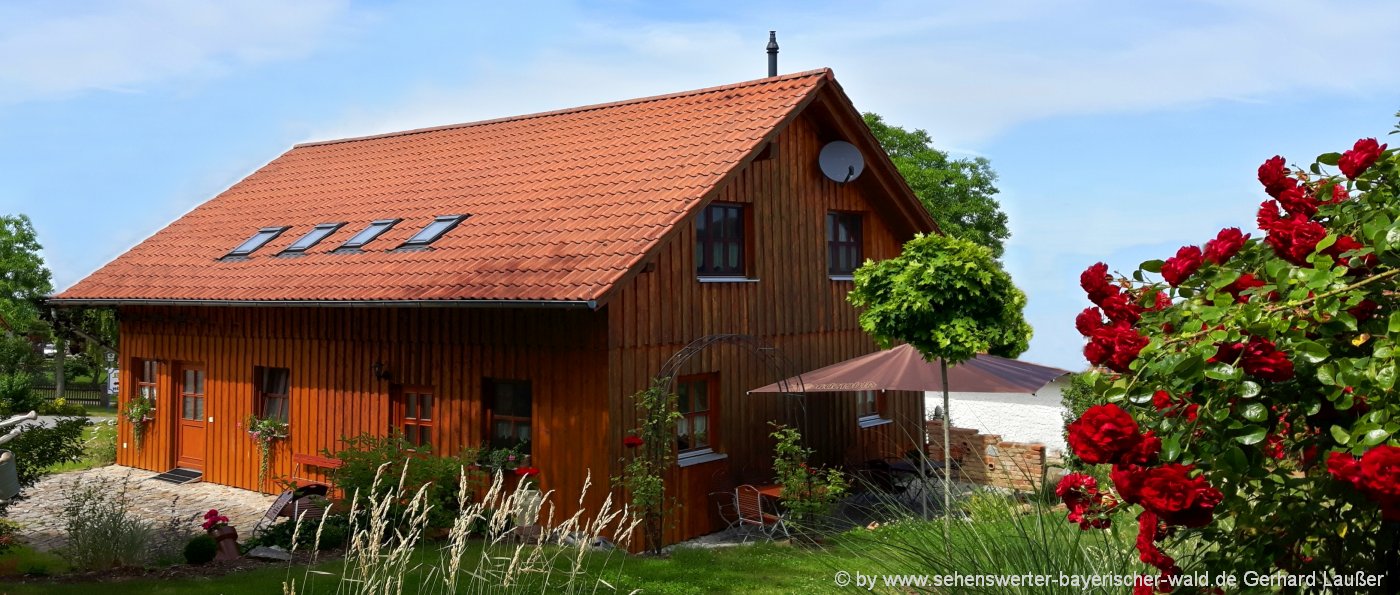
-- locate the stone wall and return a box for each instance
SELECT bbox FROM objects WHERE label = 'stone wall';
[926,420,1047,492]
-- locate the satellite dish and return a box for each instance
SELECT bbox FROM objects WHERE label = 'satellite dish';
[819,141,864,183]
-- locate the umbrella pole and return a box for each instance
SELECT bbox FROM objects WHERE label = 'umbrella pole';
[940,358,951,543]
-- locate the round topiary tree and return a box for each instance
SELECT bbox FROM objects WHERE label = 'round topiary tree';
[849,232,1031,523]
[1061,134,1400,592]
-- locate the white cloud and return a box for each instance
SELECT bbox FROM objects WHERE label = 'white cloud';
[0,0,352,104]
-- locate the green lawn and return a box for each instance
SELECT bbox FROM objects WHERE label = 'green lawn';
[1,540,862,595]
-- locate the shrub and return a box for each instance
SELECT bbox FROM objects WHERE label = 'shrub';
[1063,134,1400,584]
[59,472,195,570]
[182,534,217,565]
[0,519,19,555]
[0,417,85,515]
[0,371,40,416]
[36,397,86,416]
[770,424,847,531]
[325,432,485,529]
[248,514,349,552]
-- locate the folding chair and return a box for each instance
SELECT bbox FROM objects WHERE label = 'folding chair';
[735,484,789,540]
[709,490,741,531]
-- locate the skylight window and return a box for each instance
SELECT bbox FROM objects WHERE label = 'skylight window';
[280,222,344,255]
[399,215,467,249]
[337,219,401,251]
[226,226,289,258]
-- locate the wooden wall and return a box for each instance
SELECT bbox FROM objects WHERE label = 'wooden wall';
[605,111,927,543]
[115,305,613,520]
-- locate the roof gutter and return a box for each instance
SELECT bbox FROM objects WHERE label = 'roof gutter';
[47,298,600,310]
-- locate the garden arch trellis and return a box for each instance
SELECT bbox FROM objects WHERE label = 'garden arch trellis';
[652,333,809,435]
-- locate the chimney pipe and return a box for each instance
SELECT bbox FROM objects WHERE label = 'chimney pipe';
[766,31,779,77]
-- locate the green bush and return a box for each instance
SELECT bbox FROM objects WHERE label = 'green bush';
[61,476,157,570]
[325,432,485,529]
[246,514,349,552]
[0,519,19,555]
[0,371,41,416]
[0,417,85,515]
[36,397,86,416]
[182,534,217,565]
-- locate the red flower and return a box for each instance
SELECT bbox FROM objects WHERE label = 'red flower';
[1238,337,1294,382]
[1330,183,1349,203]
[1075,307,1104,337]
[1122,431,1161,466]
[1080,262,1117,304]
[1145,290,1171,311]
[1257,155,1293,197]
[1056,473,1101,529]
[1136,464,1223,528]
[1358,445,1400,520]
[1275,184,1318,218]
[1160,246,1203,287]
[1223,273,1266,303]
[1112,464,1148,505]
[1067,404,1140,465]
[1084,324,1149,373]
[623,435,644,449]
[515,466,541,477]
[1348,299,1380,321]
[1202,228,1249,265]
[1099,291,1143,326]
[1181,404,1199,422]
[1151,390,1172,411]
[1260,209,1328,267]
[1338,138,1387,179]
[1324,235,1377,271]
[1136,511,1177,573]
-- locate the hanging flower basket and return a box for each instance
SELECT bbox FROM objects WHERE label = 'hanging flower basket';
[121,397,156,449]
[246,416,289,491]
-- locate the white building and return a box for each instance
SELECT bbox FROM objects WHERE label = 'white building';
[926,376,1069,457]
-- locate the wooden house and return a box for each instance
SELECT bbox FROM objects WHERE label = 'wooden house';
[52,68,937,543]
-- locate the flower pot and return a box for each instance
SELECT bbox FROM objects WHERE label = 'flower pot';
[209,525,240,561]
[514,488,543,527]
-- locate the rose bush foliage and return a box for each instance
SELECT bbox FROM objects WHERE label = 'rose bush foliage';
[1065,135,1400,588]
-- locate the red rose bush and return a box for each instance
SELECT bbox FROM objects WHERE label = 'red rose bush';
[1064,134,1399,586]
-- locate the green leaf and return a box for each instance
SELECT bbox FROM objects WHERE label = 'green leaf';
[1140,260,1164,274]
[1221,446,1248,471]
[1331,425,1351,445]
[1161,435,1181,462]
[1236,427,1268,445]
[1378,363,1397,391]
[1240,380,1262,399]
[1362,428,1391,446]
[1294,341,1330,364]
[1242,403,1269,422]
[1206,363,1239,381]
[1388,312,1400,334]
[1317,364,1337,386]
[1317,152,1341,166]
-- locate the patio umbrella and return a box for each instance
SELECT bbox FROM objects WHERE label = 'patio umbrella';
[747,344,1069,394]
[748,344,1070,518]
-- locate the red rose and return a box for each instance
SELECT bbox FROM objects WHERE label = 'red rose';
[515,466,541,477]
[1239,337,1294,382]
[1075,307,1104,337]
[1338,138,1387,180]
[1111,464,1147,504]
[1080,262,1116,304]
[1182,404,1199,422]
[1067,404,1140,465]
[1330,183,1349,203]
[1084,324,1149,373]
[1348,299,1380,321]
[1223,273,1266,303]
[1257,155,1293,197]
[1275,184,1317,218]
[1151,390,1172,411]
[1202,228,1249,265]
[1358,445,1400,520]
[1099,291,1143,326]
[1324,235,1376,271]
[1135,511,1177,573]
[1262,212,1328,267]
[1122,431,1161,466]
[1328,451,1363,484]
[623,435,644,448]
[1209,341,1243,365]
[1161,246,1203,287]
[1056,473,1100,528]
[1145,290,1171,311]
[1136,463,1223,528]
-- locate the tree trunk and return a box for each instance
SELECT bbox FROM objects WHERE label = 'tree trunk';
[940,358,951,543]
[53,335,66,398]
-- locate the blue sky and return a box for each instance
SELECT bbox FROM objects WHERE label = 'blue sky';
[2,0,1398,371]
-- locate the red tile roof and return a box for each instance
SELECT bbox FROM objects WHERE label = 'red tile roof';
[57,70,833,305]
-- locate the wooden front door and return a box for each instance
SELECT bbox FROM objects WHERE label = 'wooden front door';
[176,366,206,470]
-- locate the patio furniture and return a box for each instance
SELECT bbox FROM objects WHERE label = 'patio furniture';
[709,490,741,531]
[251,483,331,537]
[736,484,789,540]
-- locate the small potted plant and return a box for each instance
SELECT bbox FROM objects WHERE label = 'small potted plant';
[246,415,289,491]
[121,396,156,449]
[202,509,240,561]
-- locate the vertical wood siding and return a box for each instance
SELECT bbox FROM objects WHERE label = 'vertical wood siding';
[115,306,613,521]
[607,112,926,543]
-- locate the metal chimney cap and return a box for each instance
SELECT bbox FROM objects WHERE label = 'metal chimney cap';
[767,31,779,50]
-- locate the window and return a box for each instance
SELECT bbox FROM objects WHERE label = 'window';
[134,358,159,409]
[827,212,863,277]
[399,215,466,249]
[695,203,748,277]
[255,366,290,422]
[676,375,717,454]
[280,223,344,255]
[227,226,289,258]
[485,379,532,453]
[393,386,433,448]
[337,219,401,251]
[181,368,206,421]
[855,390,890,427]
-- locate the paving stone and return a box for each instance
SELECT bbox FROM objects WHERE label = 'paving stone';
[4,465,277,552]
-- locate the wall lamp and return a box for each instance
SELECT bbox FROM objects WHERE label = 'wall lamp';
[371,361,393,381]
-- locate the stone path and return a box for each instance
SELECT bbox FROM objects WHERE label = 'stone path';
[5,465,277,551]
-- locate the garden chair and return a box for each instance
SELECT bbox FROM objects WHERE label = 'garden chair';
[708,490,741,531]
[735,484,789,540]
[251,483,330,538]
